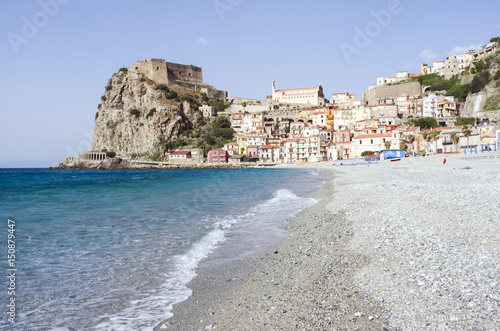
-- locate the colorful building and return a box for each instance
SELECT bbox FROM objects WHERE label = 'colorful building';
[208,149,229,164]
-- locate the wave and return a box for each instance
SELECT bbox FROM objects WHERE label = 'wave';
[94,189,318,331]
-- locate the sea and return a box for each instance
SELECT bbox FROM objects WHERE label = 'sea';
[0,168,325,330]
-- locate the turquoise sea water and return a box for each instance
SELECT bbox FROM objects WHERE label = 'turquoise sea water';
[0,168,324,330]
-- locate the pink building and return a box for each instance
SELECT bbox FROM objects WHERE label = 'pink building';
[247,145,259,157]
[333,129,351,143]
[208,149,229,164]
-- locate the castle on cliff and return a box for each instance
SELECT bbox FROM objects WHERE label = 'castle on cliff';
[128,58,225,98]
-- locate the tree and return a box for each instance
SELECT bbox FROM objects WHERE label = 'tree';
[474,61,485,74]
[423,130,439,154]
[241,102,247,112]
[211,100,231,112]
[490,37,500,43]
[400,141,408,151]
[471,71,491,93]
[361,151,375,157]
[384,140,392,150]
[431,130,440,150]
[408,117,438,130]
[447,83,471,102]
[462,125,472,148]
[213,116,231,129]
[450,131,460,151]
[455,117,476,126]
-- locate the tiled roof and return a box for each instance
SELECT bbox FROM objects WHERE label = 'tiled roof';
[275,86,319,92]
[421,126,461,133]
[354,133,392,139]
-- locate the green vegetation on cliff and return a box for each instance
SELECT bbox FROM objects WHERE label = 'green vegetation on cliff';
[411,74,470,102]
[406,117,438,130]
[193,116,235,157]
[410,38,500,104]
[149,116,235,161]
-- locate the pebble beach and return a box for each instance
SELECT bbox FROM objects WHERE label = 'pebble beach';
[157,154,500,330]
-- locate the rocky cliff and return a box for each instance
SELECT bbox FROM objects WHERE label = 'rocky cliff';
[462,49,500,116]
[91,69,204,159]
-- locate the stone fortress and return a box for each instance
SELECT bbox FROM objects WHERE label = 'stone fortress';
[128,58,225,98]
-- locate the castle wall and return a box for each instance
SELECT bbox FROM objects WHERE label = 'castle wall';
[166,62,203,85]
[363,82,422,105]
[148,59,169,85]
[128,59,203,86]
[127,58,226,100]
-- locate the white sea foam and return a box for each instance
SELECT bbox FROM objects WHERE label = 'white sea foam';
[251,189,318,218]
[94,189,318,331]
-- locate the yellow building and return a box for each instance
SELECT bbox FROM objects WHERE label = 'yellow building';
[421,63,429,75]
[237,134,248,155]
[325,106,336,130]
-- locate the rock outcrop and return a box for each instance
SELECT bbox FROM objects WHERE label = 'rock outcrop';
[53,156,132,169]
[91,69,204,159]
[462,50,500,116]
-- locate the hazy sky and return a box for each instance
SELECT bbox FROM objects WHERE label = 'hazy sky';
[1,0,499,167]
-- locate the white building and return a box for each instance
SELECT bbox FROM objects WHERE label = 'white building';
[312,111,326,127]
[377,71,409,86]
[271,81,326,106]
[303,125,320,137]
[334,109,355,131]
[444,53,471,79]
[422,94,456,118]
[330,92,359,108]
[430,61,445,76]
[352,133,392,157]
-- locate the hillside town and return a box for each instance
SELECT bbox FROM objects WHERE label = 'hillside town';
[67,39,500,169]
[195,42,500,165]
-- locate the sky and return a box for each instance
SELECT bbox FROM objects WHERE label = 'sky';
[1,0,499,167]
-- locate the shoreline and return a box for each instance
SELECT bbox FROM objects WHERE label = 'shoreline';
[155,154,499,330]
[156,165,391,330]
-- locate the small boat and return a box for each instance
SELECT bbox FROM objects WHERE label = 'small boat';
[390,158,401,162]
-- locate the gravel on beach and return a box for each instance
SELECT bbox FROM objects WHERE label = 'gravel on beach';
[157,155,500,330]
